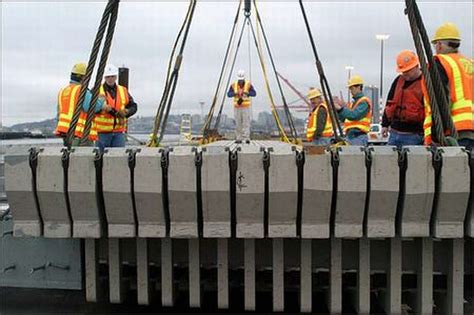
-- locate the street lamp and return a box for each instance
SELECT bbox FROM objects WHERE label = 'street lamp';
[345,65,354,102]
[375,34,390,100]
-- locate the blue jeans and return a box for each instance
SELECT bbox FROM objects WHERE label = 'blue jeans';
[97,132,126,152]
[313,137,332,146]
[388,129,424,149]
[348,133,368,146]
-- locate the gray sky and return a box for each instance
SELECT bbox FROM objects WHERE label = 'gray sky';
[1,1,473,126]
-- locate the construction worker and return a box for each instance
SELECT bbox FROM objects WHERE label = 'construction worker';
[306,88,333,145]
[227,69,256,141]
[425,22,473,150]
[334,75,372,145]
[55,62,111,146]
[95,64,138,152]
[382,50,425,148]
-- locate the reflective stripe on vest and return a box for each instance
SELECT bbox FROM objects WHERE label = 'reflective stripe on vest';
[343,96,372,133]
[54,84,98,141]
[95,85,129,133]
[423,53,473,144]
[233,80,251,108]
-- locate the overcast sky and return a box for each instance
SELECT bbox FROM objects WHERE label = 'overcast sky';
[1,1,473,126]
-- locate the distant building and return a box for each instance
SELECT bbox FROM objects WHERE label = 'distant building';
[363,85,381,124]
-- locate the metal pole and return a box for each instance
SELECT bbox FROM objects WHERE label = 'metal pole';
[347,68,352,103]
[380,40,384,99]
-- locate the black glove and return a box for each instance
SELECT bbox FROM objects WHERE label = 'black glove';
[237,98,244,106]
[109,108,118,117]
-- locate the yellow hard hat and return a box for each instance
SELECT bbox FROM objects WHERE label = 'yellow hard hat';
[307,88,322,100]
[431,22,461,43]
[71,63,87,76]
[347,75,364,87]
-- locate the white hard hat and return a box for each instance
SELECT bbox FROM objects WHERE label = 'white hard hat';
[237,69,245,79]
[104,64,119,77]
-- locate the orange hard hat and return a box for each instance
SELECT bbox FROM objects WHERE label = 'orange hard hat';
[396,50,420,73]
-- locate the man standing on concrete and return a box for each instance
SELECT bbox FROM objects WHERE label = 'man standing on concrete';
[382,50,425,148]
[306,88,333,145]
[95,64,138,152]
[423,22,473,150]
[55,62,111,146]
[227,70,256,141]
[334,75,372,145]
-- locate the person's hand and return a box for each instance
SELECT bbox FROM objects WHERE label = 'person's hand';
[381,127,389,138]
[103,104,113,113]
[117,109,128,118]
[237,98,244,106]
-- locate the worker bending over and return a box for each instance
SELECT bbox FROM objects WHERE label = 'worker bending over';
[382,50,425,148]
[306,88,333,145]
[335,75,372,145]
[95,64,138,152]
[227,70,256,141]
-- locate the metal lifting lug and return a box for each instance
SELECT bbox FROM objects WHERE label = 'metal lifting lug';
[364,146,374,168]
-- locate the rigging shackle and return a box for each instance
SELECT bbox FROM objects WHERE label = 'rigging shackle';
[244,0,251,16]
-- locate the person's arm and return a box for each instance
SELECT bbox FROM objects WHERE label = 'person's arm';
[227,85,235,97]
[382,77,399,128]
[314,106,327,137]
[338,101,369,121]
[434,58,449,97]
[248,85,256,97]
[82,90,107,113]
[124,93,137,118]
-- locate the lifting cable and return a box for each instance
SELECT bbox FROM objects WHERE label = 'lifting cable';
[252,0,299,142]
[81,1,120,144]
[404,0,458,146]
[202,0,243,137]
[65,0,119,147]
[298,0,345,143]
[148,0,197,147]
[212,20,248,133]
[206,0,299,143]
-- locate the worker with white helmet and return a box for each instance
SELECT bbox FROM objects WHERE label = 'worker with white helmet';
[423,22,473,150]
[334,75,372,145]
[306,87,333,145]
[95,64,138,152]
[227,69,256,141]
[55,62,112,146]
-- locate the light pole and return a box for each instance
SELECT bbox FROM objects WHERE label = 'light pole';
[375,34,390,100]
[345,65,354,102]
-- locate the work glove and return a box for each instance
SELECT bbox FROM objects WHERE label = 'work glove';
[117,109,128,118]
[237,98,244,106]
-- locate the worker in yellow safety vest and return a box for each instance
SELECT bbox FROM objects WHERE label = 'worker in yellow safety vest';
[423,22,473,151]
[306,88,333,145]
[334,75,372,146]
[55,63,111,146]
[95,64,138,152]
[227,70,256,141]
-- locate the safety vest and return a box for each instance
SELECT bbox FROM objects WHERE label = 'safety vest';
[306,103,333,141]
[385,76,424,124]
[95,84,130,133]
[232,80,252,108]
[423,53,473,144]
[55,84,98,141]
[343,96,372,134]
